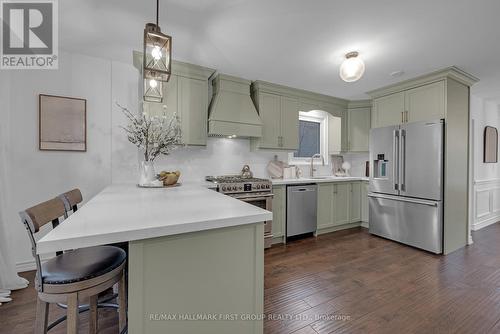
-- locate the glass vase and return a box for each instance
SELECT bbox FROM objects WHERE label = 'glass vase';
[139,161,156,186]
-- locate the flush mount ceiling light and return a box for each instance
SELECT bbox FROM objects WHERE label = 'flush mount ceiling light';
[339,51,365,83]
[143,0,172,89]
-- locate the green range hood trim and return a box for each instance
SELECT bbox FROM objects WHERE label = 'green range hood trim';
[208,74,263,138]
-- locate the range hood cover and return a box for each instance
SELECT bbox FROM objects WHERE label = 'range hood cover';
[208,74,262,138]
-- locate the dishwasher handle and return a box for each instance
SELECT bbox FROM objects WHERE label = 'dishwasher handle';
[289,185,317,192]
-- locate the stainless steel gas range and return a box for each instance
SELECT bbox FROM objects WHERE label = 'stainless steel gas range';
[206,174,273,248]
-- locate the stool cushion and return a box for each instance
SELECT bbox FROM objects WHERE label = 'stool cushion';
[41,246,126,285]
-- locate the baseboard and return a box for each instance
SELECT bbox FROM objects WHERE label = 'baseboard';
[472,215,500,231]
[316,222,361,235]
[361,221,369,228]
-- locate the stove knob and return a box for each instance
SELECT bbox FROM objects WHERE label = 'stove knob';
[233,186,238,191]
[256,184,261,189]
[239,186,243,191]
[221,186,226,191]
[266,184,270,189]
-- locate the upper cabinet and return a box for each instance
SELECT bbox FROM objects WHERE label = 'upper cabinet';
[405,81,445,123]
[368,67,478,129]
[346,101,371,152]
[251,80,348,151]
[372,81,446,128]
[251,91,299,150]
[133,53,215,146]
[372,92,405,128]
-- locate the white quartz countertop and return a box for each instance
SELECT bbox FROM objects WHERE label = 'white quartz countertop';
[37,183,272,254]
[272,176,369,185]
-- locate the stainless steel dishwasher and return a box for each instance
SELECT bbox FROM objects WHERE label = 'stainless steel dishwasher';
[287,184,317,237]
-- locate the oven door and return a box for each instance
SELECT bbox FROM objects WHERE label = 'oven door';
[233,193,273,247]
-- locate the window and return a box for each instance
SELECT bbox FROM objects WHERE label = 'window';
[294,120,320,157]
[288,110,329,165]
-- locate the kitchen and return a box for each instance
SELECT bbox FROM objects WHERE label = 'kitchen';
[1,1,500,334]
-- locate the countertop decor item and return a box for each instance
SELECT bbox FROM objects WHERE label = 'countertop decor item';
[241,165,253,178]
[39,94,87,151]
[484,126,498,163]
[267,155,286,179]
[158,170,181,186]
[117,102,182,186]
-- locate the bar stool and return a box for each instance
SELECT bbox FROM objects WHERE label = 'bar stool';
[19,197,127,334]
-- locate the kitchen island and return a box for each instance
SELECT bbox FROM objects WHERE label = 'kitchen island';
[37,184,272,334]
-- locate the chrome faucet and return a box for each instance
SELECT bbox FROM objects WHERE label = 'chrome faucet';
[310,154,325,177]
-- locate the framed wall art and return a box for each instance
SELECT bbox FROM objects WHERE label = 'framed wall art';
[39,94,87,151]
[484,126,498,163]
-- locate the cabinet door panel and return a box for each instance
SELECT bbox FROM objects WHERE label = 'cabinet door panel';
[317,183,334,229]
[333,183,350,226]
[348,107,371,152]
[372,92,404,128]
[406,81,445,122]
[328,114,342,154]
[350,182,361,223]
[259,93,281,149]
[272,186,286,238]
[178,77,208,146]
[280,96,299,150]
[361,182,369,223]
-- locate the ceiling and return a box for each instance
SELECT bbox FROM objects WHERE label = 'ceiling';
[60,0,500,101]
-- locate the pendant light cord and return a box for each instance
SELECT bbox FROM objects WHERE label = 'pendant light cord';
[156,0,159,26]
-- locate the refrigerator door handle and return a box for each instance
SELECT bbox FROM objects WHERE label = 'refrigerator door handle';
[393,129,399,190]
[367,193,438,207]
[400,129,406,192]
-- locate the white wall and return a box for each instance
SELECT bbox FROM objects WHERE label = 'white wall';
[470,95,500,231]
[1,52,114,270]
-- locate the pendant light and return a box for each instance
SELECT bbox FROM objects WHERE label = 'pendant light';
[339,51,365,83]
[143,0,172,102]
[143,78,163,103]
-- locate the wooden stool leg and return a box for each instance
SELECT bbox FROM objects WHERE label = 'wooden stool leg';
[88,295,98,334]
[66,293,79,334]
[118,270,127,332]
[35,297,49,334]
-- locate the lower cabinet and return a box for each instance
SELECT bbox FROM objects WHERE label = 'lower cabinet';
[271,185,286,239]
[333,183,350,226]
[361,181,369,223]
[317,183,334,229]
[317,182,362,232]
[350,182,362,223]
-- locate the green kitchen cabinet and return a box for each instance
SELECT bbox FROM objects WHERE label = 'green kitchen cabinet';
[317,183,334,229]
[371,80,446,129]
[347,107,371,152]
[272,185,286,238]
[280,96,300,150]
[372,92,405,128]
[328,114,342,154]
[333,183,350,226]
[361,181,369,223]
[350,182,362,223]
[137,57,214,146]
[405,80,445,123]
[177,76,209,146]
[252,92,299,150]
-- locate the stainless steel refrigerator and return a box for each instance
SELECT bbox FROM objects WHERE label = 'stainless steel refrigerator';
[368,119,444,254]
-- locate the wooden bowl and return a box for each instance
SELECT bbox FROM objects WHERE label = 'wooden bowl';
[159,171,181,186]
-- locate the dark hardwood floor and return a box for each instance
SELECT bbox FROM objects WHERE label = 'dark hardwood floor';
[2,223,500,334]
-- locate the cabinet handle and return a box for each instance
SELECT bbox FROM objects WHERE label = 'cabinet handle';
[405,111,409,123]
[401,112,404,123]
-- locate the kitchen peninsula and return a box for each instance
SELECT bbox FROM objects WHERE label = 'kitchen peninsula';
[37,184,272,334]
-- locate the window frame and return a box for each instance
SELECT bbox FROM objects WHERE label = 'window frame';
[288,110,329,165]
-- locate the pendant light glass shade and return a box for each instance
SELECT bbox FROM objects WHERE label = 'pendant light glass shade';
[143,78,163,103]
[339,52,365,82]
[143,23,172,83]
